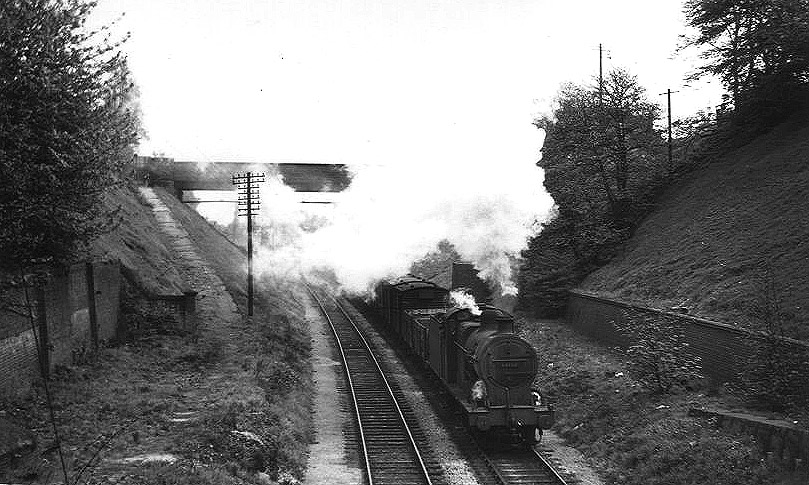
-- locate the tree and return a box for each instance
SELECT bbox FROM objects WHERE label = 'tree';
[684,0,809,117]
[519,70,664,315]
[0,0,140,270]
[537,69,663,224]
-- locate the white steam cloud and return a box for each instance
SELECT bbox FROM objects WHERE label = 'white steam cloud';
[450,289,482,316]
[246,122,555,297]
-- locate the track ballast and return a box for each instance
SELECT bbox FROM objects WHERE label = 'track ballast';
[308,286,438,485]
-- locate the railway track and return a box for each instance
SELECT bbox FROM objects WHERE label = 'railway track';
[308,285,438,485]
[479,443,570,485]
[346,298,572,485]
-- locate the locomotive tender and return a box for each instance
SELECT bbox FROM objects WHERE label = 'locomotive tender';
[374,275,554,443]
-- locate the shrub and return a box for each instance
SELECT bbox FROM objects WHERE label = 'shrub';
[260,361,301,399]
[732,269,809,412]
[615,311,702,394]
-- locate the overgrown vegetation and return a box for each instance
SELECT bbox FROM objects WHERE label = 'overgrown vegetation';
[155,190,313,481]
[614,311,703,394]
[522,317,805,485]
[0,189,312,485]
[731,269,809,413]
[0,0,141,270]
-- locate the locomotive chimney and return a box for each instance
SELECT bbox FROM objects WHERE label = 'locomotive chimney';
[482,307,497,328]
[451,262,492,302]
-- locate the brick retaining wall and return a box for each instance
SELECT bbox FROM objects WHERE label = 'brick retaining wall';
[566,290,809,384]
[0,328,39,394]
[0,261,122,396]
[565,290,809,469]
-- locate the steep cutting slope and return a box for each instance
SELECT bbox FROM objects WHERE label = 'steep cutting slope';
[91,185,189,296]
[582,112,809,340]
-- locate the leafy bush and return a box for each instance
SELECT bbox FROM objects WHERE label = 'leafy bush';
[614,311,702,394]
[260,361,301,398]
[518,217,618,316]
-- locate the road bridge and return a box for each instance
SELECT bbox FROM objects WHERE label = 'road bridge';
[135,156,352,195]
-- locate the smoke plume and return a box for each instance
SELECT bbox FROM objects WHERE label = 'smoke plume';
[246,122,555,297]
[450,289,482,315]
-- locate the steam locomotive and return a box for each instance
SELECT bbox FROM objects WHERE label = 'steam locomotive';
[374,275,553,443]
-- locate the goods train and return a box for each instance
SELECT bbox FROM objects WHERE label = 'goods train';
[373,275,554,444]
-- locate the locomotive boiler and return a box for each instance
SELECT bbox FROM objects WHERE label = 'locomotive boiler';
[374,275,553,443]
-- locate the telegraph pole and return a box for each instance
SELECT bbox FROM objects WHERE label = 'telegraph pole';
[596,43,611,108]
[232,171,265,316]
[659,89,679,173]
[599,43,604,108]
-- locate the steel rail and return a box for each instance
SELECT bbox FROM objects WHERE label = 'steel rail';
[480,445,570,485]
[307,285,373,483]
[532,447,570,485]
[307,285,432,485]
[331,296,434,484]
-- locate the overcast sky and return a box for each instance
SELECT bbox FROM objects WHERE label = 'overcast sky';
[91,0,724,166]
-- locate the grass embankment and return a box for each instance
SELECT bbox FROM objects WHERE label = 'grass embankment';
[521,317,805,485]
[0,185,312,485]
[154,187,314,483]
[582,112,809,340]
[94,185,189,296]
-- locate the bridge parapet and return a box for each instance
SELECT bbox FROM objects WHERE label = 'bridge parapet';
[135,156,351,194]
[135,155,175,188]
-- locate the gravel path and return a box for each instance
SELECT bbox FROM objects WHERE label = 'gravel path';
[141,187,242,348]
[92,187,252,469]
[303,296,363,485]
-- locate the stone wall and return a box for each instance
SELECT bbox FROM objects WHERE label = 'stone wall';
[690,408,809,470]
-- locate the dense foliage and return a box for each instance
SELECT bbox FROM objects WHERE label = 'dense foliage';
[684,0,809,125]
[614,311,703,394]
[0,0,140,270]
[519,70,665,315]
[524,320,803,485]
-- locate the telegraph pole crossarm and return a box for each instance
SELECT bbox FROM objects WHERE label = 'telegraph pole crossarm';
[232,171,265,316]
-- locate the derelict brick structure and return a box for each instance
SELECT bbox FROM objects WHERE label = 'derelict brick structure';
[566,289,809,384]
[0,261,121,396]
